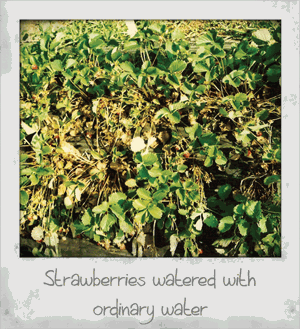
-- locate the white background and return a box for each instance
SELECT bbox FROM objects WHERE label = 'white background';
[1,1,299,328]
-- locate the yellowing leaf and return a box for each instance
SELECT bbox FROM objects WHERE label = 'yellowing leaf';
[31,226,44,241]
[64,196,73,209]
[21,121,36,135]
[194,218,203,231]
[58,184,66,196]
[61,141,81,157]
[170,234,180,256]
[65,161,73,169]
[132,237,138,256]
[75,187,81,201]
[126,21,138,38]
[131,137,146,152]
[137,231,146,247]
[125,179,137,187]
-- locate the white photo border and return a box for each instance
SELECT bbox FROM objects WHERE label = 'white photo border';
[1,1,299,328]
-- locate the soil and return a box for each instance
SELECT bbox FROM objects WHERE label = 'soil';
[20,236,133,257]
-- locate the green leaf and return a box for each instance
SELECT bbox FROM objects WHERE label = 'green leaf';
[30,174,39,185]
[179,208,189,216]
[166,73,180,86]
[152,190,167,202]
[162,170,172,177]
[108,192,127,204]
[195,85,206,94]
[62,69,74,80]
[250,223,261,241]
[119,218,134,234]
[204,156,214,167]
[36,167,54,176]
[110,203,125,221]
[222,70,245,88]
[137,188,152,200]
[264,175,280,185]
[148,204,163,219]
[199,132,218,146]
[218,184,232,200]
[262,233,275,246]
[148,167,162,177]
[248,124,268,132]
[266,65,281,83]
[20,154,29,163]
[204,214,218,228]
[20,190,29,205]
[80,78,89,86]
[149,22,165,34]
[234,204,245,216]
[49,40,60,50]
[215,150,227,165]
[142,153,158,166]
[166,40,178,55]
[90,150,102,160]
[72,220,87,236]
[274,149,281,161]
[219,216,234,233]
[89,35,105,48]
[245,200,262,220]
[21,168,32,176]
[238,219,250,236]
[125,179,137,187]
[177,165,188,173]
[137,75,146,88]
[219,107,228,117]
[169,111,181,124]
[235,129,252,146]
[194,62,209,73]
[120,61,135,73]
[170,102,186,111]
[134,210,146,224]
[155,108,169,120]
[138,165,149,179]
[93,234,101,243]
[146,66,158,76]
[258,217,268,233]
[111,48,122,61]
[65,59,77,69]
[233,193,247,203]
[212,237,233,248]
[197,30,224,50]
[93,201,109,214]
[51,60,63,72]
[132,199,149,211]
[185,123,202,140]
[141,61,151,71]
[239,242,249,255]
[176,188,185,203]
[172,29,184,40]
[82,209,93,226]
[42,145,52,155]
[183,180,198,190]
[39,35,49,51]
[256,109,269,120]
[100,214,116,232]
[124,40,140,51]
[20,131,25,141]
[168,60,187,73]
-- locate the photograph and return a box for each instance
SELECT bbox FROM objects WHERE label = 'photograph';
[19,19,281,258]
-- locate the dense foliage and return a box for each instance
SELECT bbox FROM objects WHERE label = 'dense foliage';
[20,20,281,257]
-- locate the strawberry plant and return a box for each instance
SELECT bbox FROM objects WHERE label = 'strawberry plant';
[20,20,281,257]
